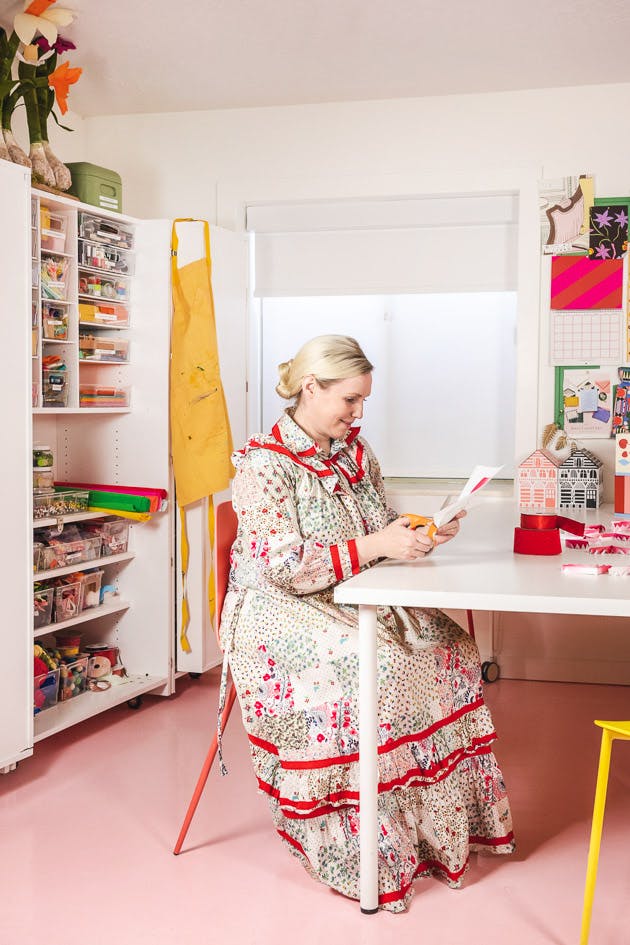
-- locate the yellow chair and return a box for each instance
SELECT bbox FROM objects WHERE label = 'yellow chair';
[580,719,630,945]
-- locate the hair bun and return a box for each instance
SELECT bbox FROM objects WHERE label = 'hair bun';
[276,359,293,399]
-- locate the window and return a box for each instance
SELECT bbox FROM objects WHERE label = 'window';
[260,292,517,478]
[249,192,518,480]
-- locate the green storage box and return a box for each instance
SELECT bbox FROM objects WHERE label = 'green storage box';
[66,162,122,213]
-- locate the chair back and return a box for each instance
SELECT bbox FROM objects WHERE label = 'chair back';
[214,500,238,640]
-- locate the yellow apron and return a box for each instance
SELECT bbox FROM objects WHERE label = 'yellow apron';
[171,220,234,652]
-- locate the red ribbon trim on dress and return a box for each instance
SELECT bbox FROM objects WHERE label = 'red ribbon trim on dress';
[257,737,496,817]
[248,697,485,768]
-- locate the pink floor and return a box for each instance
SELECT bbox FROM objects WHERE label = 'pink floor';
[2,671,629,945]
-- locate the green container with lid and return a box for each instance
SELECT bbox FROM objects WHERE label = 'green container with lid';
[66,162,123,213]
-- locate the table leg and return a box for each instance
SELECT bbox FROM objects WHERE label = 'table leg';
[358,603,379,913]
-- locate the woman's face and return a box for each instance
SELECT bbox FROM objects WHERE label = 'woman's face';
[299,372,372,444]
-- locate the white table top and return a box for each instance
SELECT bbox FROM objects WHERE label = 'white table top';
[334,498,630,617]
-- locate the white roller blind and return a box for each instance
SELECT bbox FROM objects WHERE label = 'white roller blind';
[248,194,518,297]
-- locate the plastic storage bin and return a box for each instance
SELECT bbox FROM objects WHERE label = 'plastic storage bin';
[42,301,69,340]
[40,208,66,253]
[58,655,89,701]
[77,209,132,248]
[79,334,129,363]
[79,301,130,327]
[34,667,59,714]
[33,586,54,629]
[33,446,54,467]
[79,385,130,408]
[33,541,43,572]
[42,367,68,407]
[53,583,83,623]
[85,519,129,555]
[38,536,102,571]
[68,164,123,213]
[79,569,104,610]
[33,489,90,519]
[78,271,129,303]
[78,240,134,276]
[40,256,68,300]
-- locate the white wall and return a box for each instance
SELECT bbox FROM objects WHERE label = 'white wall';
[81,82,630,683]
[11,106,86,166]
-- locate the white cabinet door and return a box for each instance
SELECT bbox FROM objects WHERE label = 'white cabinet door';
[174,223,248,674]
[0,163,34,769]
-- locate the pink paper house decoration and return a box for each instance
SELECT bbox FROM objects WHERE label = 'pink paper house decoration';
[518,449,562,510]
[558,447,603,510]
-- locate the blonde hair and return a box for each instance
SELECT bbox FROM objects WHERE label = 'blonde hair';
[276,335,373,400]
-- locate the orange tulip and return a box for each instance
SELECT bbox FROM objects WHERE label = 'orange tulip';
[48,60,82,114]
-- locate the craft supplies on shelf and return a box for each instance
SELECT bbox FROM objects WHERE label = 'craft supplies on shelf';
[78,239,134,276]
[78,270,129,303]
[42,301,69,341]
[39,207,67,254]
[42,360,68,408]
[78,211,134,250]
[33,586,54,629]
[79,384,130,408]
[40,255,69,301]
[79,333,129,363]
[33,667,59,714]
[33,489,90,519]
[79,301,130,328]
[58,656,89,701]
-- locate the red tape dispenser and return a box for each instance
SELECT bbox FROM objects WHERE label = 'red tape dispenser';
[513,513,585,556]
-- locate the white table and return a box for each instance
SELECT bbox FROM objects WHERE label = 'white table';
[334,498,630,912]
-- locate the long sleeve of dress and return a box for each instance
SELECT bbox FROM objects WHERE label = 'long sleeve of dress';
[363,439,400,526]
[232,452,361,595]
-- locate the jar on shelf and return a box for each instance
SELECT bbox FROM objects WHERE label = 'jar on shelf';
[33,445,54,468]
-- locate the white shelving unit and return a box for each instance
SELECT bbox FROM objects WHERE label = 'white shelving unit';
[0,164,248,774]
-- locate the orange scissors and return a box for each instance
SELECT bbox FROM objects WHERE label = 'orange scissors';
[402,513,438,539]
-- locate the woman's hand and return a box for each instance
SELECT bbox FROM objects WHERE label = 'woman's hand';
[356,516,435,565]
[433,509,466,546]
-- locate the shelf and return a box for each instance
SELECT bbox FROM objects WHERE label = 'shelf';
[78,321,129,331]
[33,674,168,742]
[41,297,71,305]
[78,264,131,279]
[42,338,75,345]
[80,358,130,365]
[79,236,135,253]
[32,510,113,528]
[34,550,135,581]
[78,294,128,305]
[42,249,73,259]
[33,407,132,415]
[34,599,131,638]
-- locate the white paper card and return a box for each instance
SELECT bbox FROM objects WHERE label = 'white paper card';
[432,465,504,528]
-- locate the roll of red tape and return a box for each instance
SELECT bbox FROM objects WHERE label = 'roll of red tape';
[513,526,562,555]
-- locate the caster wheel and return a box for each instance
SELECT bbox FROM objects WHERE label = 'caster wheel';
[481,660,500,683]
[189,672,201,680]
[127,696,143,710]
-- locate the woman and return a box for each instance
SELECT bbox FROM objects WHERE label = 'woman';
[219,335,514,912]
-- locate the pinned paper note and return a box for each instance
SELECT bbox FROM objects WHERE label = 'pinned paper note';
[551,256,624,310]
[432,465,504,528]
[589,205,628,259]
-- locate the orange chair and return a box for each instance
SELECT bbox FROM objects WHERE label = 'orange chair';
[173,500,238,855]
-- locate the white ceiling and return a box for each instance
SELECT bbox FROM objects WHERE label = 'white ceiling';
[3,0,630,117]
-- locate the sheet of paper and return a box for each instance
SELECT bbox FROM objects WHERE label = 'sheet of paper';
[550,310,623,365]
[432,465,504,528]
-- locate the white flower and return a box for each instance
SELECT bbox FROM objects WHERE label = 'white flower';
[14,1,74,47]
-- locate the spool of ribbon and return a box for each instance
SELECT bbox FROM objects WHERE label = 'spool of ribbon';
[514,513,585,556]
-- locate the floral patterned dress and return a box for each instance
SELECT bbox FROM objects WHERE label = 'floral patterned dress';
[219,409,515,912]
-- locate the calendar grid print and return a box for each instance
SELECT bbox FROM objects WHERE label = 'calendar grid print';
[550,309,623,364]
